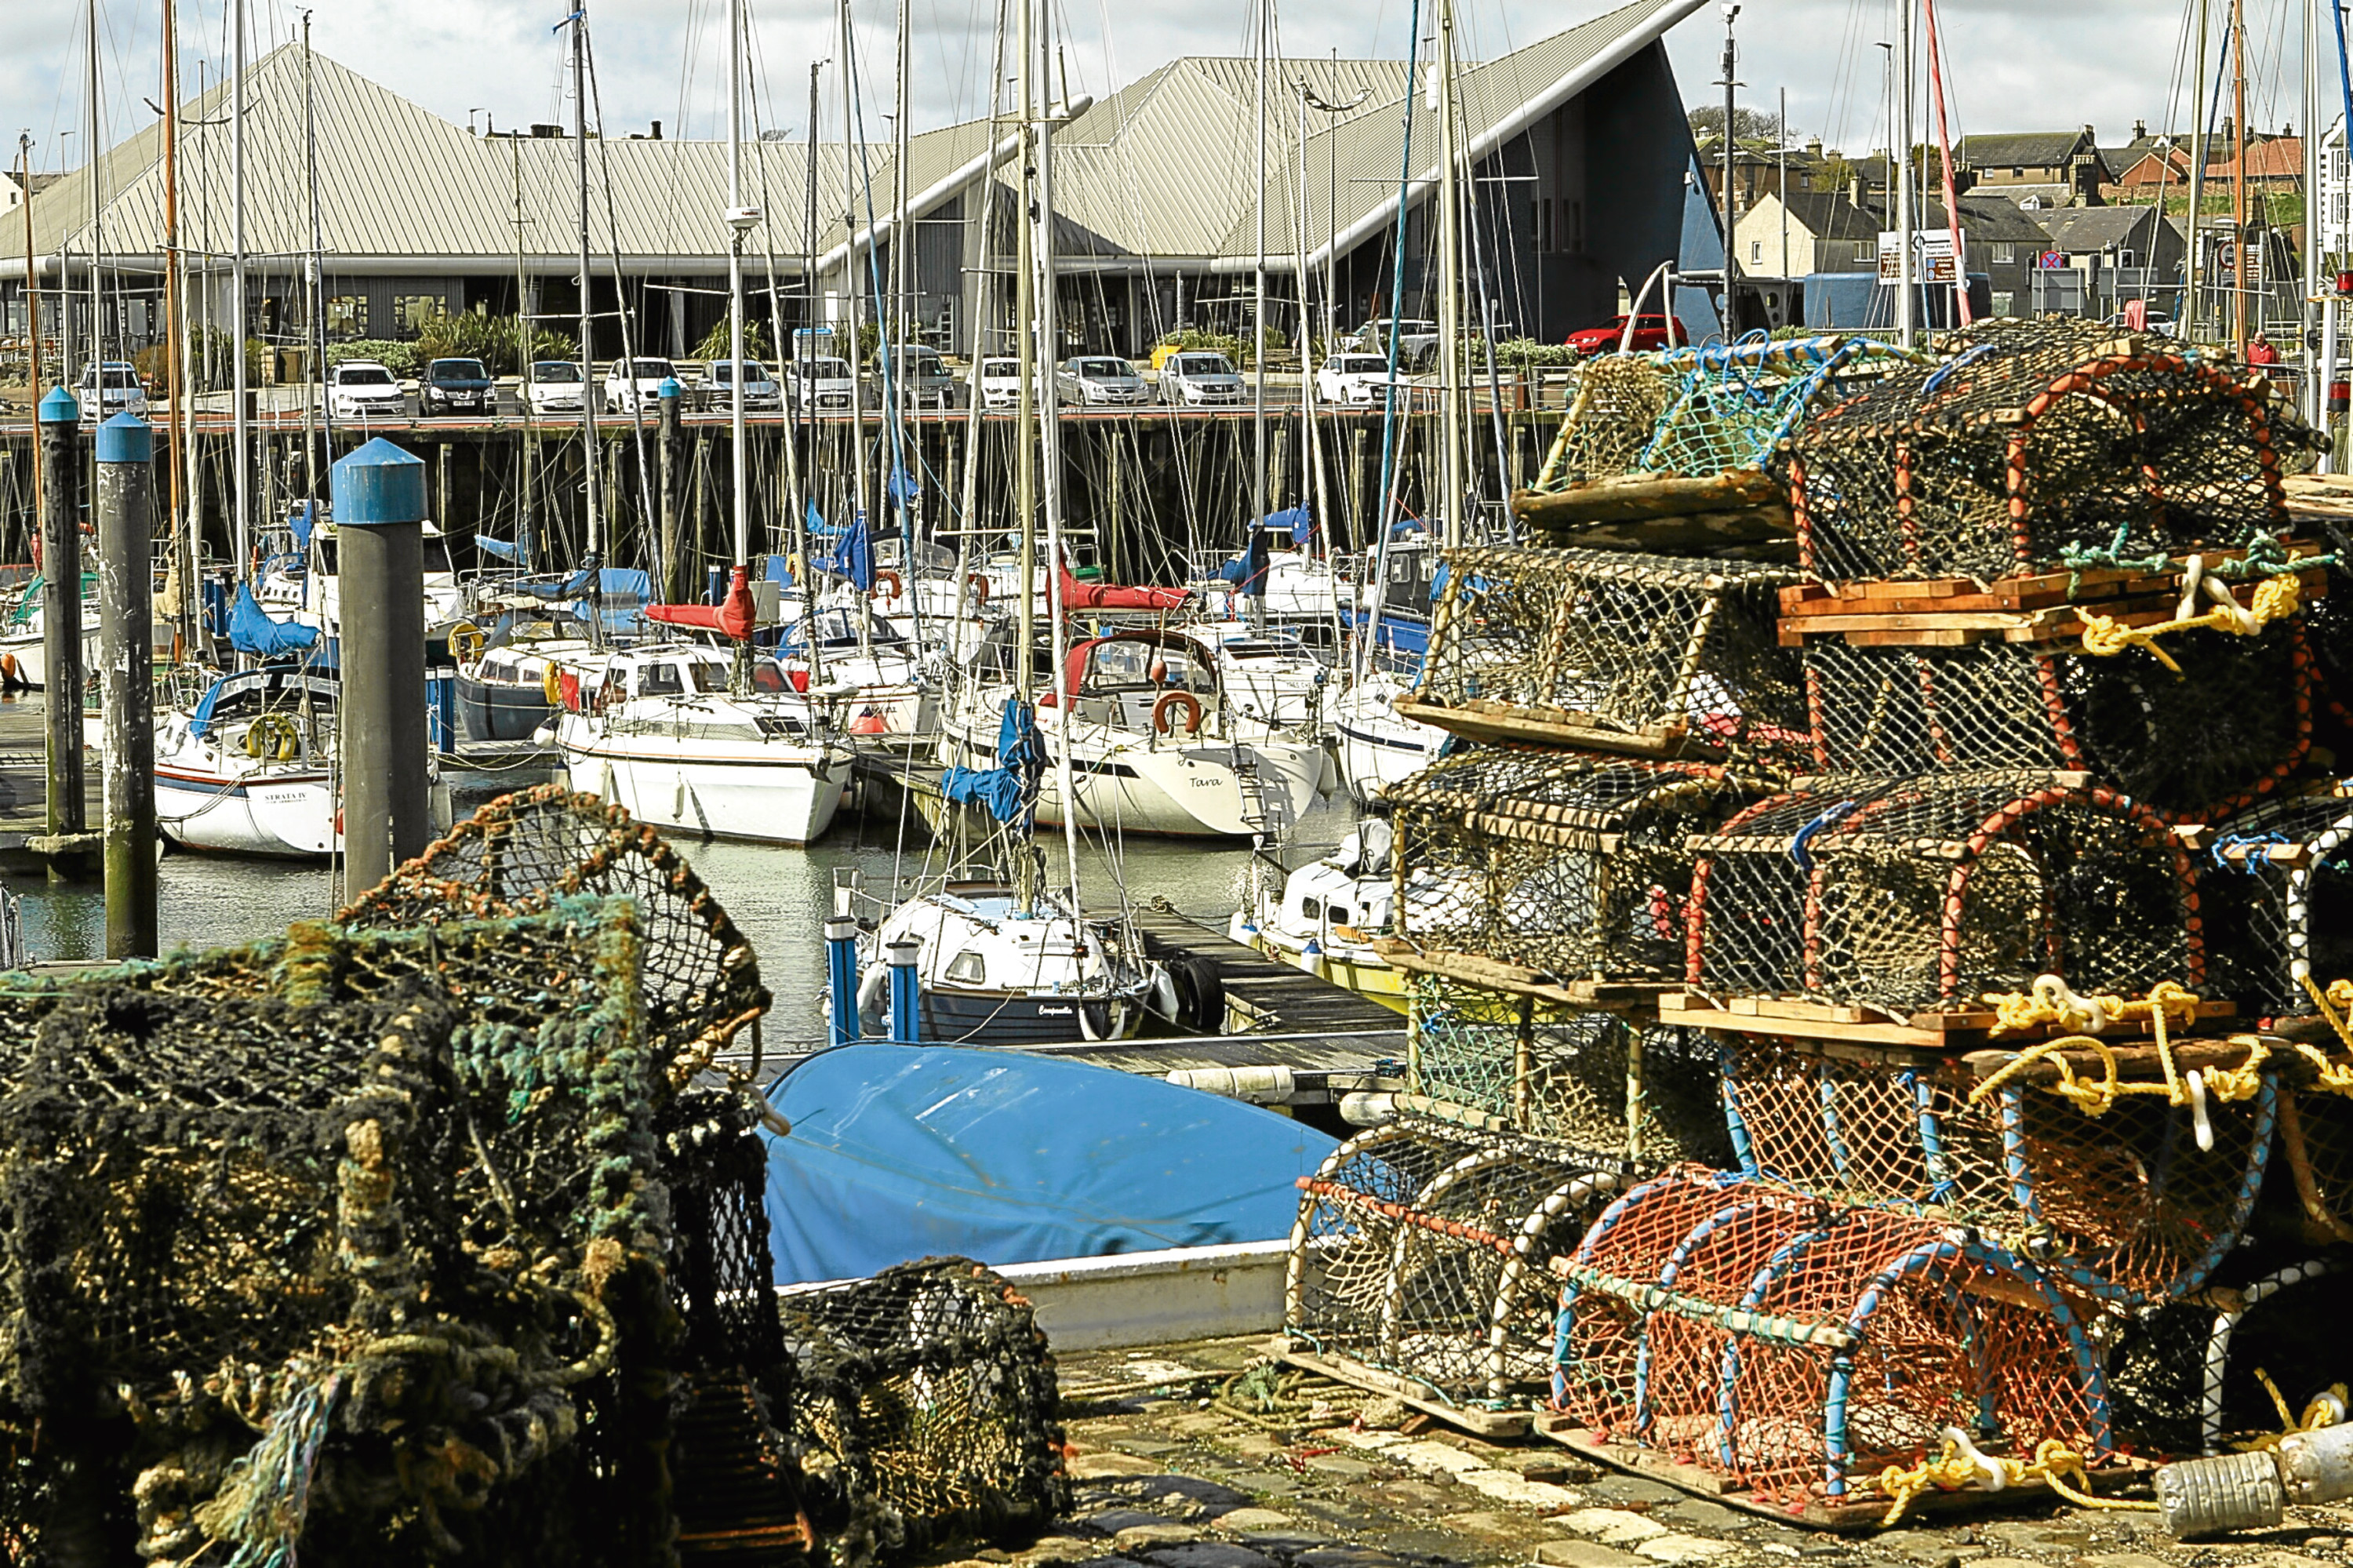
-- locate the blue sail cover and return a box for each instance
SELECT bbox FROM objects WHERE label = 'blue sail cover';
[761,1043,1337,1283]
[1260,504,1312,544]
[227,582,319,659]
[940,697,1043,827]
[810,507,875,591]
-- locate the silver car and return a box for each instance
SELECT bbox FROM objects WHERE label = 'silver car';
[787,355,859,413]
[706,358,784,412]
[1056,355,1151,406]
[1159,351,1245,406]
[881,345,959,409]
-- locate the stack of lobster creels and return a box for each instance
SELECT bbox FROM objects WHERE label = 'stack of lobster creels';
[1280,319,2353,1528]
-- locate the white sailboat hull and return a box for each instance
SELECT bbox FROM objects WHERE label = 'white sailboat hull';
[0,627,98,690]
[946,711,1321,839]
[558,729,850,846]
[1329,681,1446,803]
[156,766,338,858]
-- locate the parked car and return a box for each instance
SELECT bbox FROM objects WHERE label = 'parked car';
[602,355,678,416]
[74,361,148,421]
[526,359,591,415]
[785,355,859,413]
[879,344,959,409]
[1346,318,1441,368]
[1056,355,1151,406]
[975,356,1022,409]
[705,357,784,412]
[1316,351,1404,406]
[327,361,406,422]
[420,356,494,415]
[1159,351,1245,406]
[1563,314,1684,356]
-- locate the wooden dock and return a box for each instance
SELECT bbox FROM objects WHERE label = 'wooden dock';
[1124,909,1403,1035]
[0,695,100,878]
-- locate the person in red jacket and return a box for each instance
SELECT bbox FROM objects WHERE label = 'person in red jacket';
[2246,332,2282,366]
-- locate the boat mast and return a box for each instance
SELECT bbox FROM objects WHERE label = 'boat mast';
[1435,0,1462,549]
[1033,0,1084,920]
[841,0,871,536]
[1297,83,1329,562]
[162,0,191,655]
[726,0,755,687]
[1252,0,1270,626]
[231,0,249,579]
[802,61,827,685]
[19,135,38,544]
[1013,0,1038,913]
[2232,0,2249,349]
[513,131,536,566]
[894,0,913,557]
[572,3,601,569]
[2191,0,2209,340]
[86,0,104,383]
[1896,0,1915,350]
[304,15,326,519]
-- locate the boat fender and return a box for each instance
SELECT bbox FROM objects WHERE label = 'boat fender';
[966,572,989,605]
[447,620,486,664]
[870,569,904,602]
[1224,911,1252,944]
[0,654,18,689]
[1298,938,1327,980]
[1166,1064,1295,1104]
[1339,1090,1398,1127]
[855,962,890,1028]
[1149,966,1183,1023]
[1169,951,1226,1031]
[543,665,567,708]
[1151,689,1203,737]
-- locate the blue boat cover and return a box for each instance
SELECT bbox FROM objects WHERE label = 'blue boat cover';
[475,535,522,562]
[289,499,320,549]
[811,507,874,591]
[759,1043,1337,1283]
[227,582,320,659]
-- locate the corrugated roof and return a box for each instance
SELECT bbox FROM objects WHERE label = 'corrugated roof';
[16,0,1699,278]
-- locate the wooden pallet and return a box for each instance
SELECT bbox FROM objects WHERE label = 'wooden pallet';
[1267,1338,1533,1439]
[1529,1413,2154,1530]
[1660,989,2239,1053]
[1372,942,1673,1015]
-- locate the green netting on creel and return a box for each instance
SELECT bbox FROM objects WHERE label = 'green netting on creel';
[0,900,695,1566]
[1637,336,1918,480]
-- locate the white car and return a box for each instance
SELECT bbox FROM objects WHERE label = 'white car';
[1056,355,1151,406]
[976,356,1022,409]
[602,355,678,416]
[75,361,150,421]
[1317,351,1405,406]
[526,358,590,415]
[328,361,406,422]
[706,358,783,412]
[786,356,859,413]
[1159,351,1245,406]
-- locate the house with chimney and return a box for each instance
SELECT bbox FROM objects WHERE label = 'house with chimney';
[1955,127,2110,207]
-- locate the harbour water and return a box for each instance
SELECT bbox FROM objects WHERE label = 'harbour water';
[5,688,1364,1045]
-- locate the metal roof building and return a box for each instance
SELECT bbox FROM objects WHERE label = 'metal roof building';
[3,0,1713,364]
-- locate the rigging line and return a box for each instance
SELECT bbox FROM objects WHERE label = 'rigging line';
[1359,0,1422,684]
[582,20,664,562]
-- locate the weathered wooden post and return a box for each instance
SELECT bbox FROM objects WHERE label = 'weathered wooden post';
[95,412,157,956]
[331,436,430,897]
[38,387,85,849]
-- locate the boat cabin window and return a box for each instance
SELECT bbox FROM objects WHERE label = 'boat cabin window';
[638,662,685,697]
[1083,641,1211,696]
[946,949,987,984]
[313,537,338,576]
[751,662,786,693]
[1300,897,1319,921]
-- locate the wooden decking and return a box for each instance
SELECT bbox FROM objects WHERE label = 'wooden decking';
[1123,909,1403,1035]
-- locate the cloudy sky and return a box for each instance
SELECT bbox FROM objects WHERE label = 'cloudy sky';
[0,0,2319,176]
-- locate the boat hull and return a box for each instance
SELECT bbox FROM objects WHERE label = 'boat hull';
[561,739,850,846]
[457,674,556,744]
[1333,711,1446,804]
[913,987,1141,1046]
[946,716,1322,839]
[155,766,337,858]
[0,628,98,691]
[1242,926,1409,1013]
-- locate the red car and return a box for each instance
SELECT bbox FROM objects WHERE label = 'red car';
[1565,314,1684,355]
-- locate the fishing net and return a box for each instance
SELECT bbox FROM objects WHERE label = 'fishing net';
[2105,1253,2353,1457]
[1788,318,2311,583]
[2190,788,2353,1020]
[1384,749,1768,986]
[1550,1169,2111,1508]
[1409,548,1806,766]
[779,1257,1066,1568]
[1283,1119,1630,1410]
[1799,623,2313,820]
[1686,771,2201,1015]
[340,784,770,1086]
[1406,973,1731,1166]
[1718,1037,2275,1304]
[1534,355,1675,486]
[2274,1086,2353,1248]
[1637,336,1918,479]
[0,900,696,1566]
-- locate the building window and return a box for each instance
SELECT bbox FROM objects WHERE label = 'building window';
[2010,166,2024,177]
[1991,243,2016,264]
[2118,249,2138,270]
[1854,240,1875,266]
[392,294,447,335]
[1750,240,1762,264]
[326,295,368,339]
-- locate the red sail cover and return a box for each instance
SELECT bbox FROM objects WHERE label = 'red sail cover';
[646,565,757,640]
[1057,563,1187,611]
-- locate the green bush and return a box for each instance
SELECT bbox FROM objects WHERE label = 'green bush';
[406,312,576,377]
[327,339,420,377]
[1489,337,1578,368]
[1157,327,1249,367]
[691,317,773,366]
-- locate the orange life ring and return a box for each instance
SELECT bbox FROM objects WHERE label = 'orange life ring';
[870,569,904,601]
[1151,689,1204,737]
[966,572,989,606]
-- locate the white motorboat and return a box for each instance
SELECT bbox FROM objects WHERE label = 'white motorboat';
[151,668,340,858]
[941,628,1323,839]
[548,642,851,846]
[1231,822,1409,1013]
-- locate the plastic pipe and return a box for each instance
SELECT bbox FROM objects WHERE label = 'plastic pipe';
[886,936,922,1045]
[825,915,863,1050]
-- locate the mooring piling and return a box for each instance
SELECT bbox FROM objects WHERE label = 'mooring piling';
[96,410,157,957]
[887,935,922,1044]
[36,387,85,851]
[331,435,431,898]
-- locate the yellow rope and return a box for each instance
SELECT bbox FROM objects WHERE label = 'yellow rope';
[1969,981,2246,1116]
[2294,975,2353,1096]
[2235,1370,2350,1452]
[2078,572,2300,673]
[1873,1435,2155,1527]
